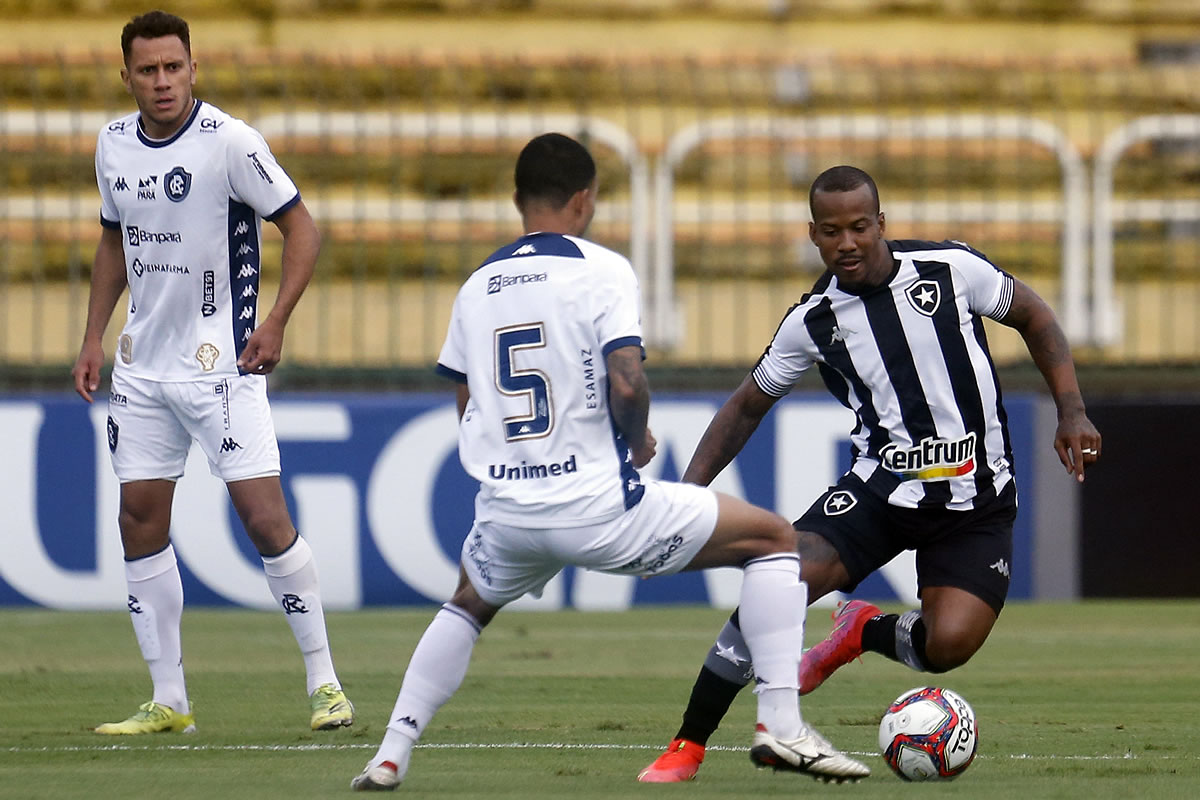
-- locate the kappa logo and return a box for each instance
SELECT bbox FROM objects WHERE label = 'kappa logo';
[829,325,856,345]
[395,715,419,730]
[219,437,243,453]
[107,415,119,452]
[513,243,537,255]
[165,166,192,202]
[234,220,249,236]
[905,279,942,316]
[823,490,857,516]
[989,558,1010,578]
[239,306,255,320]
[281,593,309,614]
[241,285,257,298]
[113,177,130,191]
[127,594,142,614]
[237,263,257,279]
[236,243,254,256]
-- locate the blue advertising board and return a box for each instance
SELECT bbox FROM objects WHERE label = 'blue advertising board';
[0,392,1036,609]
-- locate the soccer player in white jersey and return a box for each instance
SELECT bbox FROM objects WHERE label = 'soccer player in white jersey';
[638,165,1102,782]
[350,135,870,790]
[71,10,353,735]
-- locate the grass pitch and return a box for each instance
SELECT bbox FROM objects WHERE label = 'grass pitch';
[2,601,1198,799]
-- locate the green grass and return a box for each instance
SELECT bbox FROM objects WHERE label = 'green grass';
[2,601,1198,799]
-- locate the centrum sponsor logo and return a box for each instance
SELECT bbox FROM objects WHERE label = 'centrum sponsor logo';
[880,432,976,481]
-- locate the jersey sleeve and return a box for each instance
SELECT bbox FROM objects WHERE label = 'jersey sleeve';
[435,289,469,383]
[95,131,119,229]
[951,244,1015,320]
[225,121,301,220]
[594,254,644,356]
[752,304,816,397]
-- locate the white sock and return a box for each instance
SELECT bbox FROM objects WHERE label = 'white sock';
[125,544,188,714]
[373,605,482,771]
[261,535,339,695]
[738,554,806,740]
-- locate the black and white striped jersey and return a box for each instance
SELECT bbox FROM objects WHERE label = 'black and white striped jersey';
[753,239,1017,511]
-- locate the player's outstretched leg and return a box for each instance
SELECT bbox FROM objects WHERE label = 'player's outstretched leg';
[798,599,880,695]
[749,722,870,782]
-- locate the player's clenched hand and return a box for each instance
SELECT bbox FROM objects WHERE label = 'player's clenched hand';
[1053,409,1101,483]
[237,317,285,374]
[72,341,105,403]
[631,427,657,468]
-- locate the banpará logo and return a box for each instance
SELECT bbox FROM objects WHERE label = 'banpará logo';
[486,272,548,295]
[126,226,182,247]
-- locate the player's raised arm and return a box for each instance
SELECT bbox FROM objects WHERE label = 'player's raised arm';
[238,200,320,374]
[682,373,780,486]
[999,277,1101,480]
[72,226,127,403]
[606,344,655,467]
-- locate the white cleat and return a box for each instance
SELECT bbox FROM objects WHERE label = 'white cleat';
[350,760,402,791]
[749,723,871,783]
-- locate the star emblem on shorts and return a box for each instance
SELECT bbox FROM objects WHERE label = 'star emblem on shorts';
[823,490,857,516]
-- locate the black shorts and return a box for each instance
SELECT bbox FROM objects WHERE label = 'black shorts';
[796,473,1017,615]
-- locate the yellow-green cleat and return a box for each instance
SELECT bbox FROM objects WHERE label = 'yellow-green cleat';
[95,701,196,735]
[310,683,354,730]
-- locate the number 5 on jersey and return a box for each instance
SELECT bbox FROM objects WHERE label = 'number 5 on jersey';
[495,323,553,441]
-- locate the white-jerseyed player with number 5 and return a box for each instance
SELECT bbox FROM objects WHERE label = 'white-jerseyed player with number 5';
[350,133,869,790]
[72,9,352,736]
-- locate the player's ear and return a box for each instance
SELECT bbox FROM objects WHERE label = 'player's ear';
[189,60,197,86]
[120,68,132,94]
[877,211,886,236]
[808,220,817,243]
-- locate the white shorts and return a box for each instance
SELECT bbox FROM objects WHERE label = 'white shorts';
[460,480,719,607]
[106,372,281,483]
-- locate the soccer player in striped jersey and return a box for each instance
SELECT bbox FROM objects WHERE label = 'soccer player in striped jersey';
[638,165,1101,782]
[351,135,870,790]
[72,10,352,735]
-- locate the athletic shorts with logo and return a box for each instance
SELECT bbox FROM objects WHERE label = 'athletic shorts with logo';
[460,479,719,607]
[797,473,1017,615]
[106,372,281,483]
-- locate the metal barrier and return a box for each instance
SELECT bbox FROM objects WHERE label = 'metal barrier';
[655,115,1090,347]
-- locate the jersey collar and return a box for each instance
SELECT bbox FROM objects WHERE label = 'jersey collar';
[136,100,203,148]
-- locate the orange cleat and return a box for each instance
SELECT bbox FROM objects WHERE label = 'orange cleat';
[637,738,706,783]
[799,599,881,695]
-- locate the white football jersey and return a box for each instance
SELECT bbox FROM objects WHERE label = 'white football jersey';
[95,100,300,381]
[437,232,646,528]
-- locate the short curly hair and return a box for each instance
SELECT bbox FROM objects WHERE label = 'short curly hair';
[121,10,191,65]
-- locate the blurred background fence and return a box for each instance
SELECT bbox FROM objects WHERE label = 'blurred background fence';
[4,1,1200,389]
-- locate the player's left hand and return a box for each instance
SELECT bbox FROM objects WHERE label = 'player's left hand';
[237,317,285,375]
[1053,410,1101,483]
[631,427,657,468]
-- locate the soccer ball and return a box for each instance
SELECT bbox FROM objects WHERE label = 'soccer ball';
[878,686,977,781]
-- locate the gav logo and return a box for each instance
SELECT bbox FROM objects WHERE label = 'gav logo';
[165,166,192,202]
[199,117,224,131]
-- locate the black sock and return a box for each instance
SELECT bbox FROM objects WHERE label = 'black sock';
[861,613,900,659]
[675,665,746,745]
[862,611,938,672]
